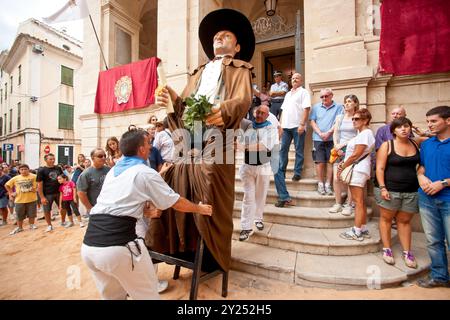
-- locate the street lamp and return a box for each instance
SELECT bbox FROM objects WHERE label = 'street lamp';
[264,0,278,16]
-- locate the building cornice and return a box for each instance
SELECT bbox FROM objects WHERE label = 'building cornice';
[309,76,373,92]
[2,34,82,73]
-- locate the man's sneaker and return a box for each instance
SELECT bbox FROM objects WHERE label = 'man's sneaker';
[157,280,169,293]
[0,220,7,226]
[325,183,334,195]
[30,224,38,230]
[65,222,74,228]
[60,221,67,227]
[79,221,86,228]
[402,251,418,269]
[317,183,326,196]
[292,175,301,182]
[45,225,54,233]
[341,204,353,216]
[9,227,23,235]
[417,277,450,288]
[382,248,395,265]
[328,203,343,214]
[360,229,371,239]
[274,199,293,208]
[255,221,264,231]
[339,227,363,241]
[239,229,253,241]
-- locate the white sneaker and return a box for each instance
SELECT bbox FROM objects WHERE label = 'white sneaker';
[65,222,74,228]
[317,183,326,195]
[0,220,7,226]
[45,225,54,233]
[157,280,169,293]
[9,227,23,235]
[328,203,343,213]
[325,183,334,195]
[79,221,86,228]
[30,224,38,230]
[341,204,353,216]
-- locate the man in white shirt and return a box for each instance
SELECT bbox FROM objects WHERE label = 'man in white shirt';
[274,73,311,207]
[81,128,212,300]
[269,71,289,120]
[153,118,174,163]
[238,105,278,241]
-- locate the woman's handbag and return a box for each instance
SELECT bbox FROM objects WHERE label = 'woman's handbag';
[339,153,370,184]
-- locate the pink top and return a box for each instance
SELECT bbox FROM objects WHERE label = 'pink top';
[59,181,76,201]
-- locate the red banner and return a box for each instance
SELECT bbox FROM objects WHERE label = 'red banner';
[379,0,450,76]
[94,57,161,114]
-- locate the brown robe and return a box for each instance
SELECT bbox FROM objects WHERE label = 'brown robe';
[146,57,253,272]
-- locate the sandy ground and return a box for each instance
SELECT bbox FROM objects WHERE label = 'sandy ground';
[0,214,449,300]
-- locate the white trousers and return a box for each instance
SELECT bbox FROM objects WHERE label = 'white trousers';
[239,163,271,230]
[81,239,159,300]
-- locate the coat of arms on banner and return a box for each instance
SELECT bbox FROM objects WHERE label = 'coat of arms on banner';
[114,76,132,104]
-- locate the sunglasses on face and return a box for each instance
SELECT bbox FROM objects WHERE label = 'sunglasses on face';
[95,154,106,158]
[352,117,363,121]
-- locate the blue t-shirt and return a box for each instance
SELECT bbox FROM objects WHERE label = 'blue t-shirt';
[148,147,164,171]
[419,136,450,201]
[0,175,11,198]
[310,102,343,141]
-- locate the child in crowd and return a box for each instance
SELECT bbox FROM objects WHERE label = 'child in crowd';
[58,174,84,228]
[5,164,38,235]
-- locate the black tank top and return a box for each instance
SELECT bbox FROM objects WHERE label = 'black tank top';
[383,140,420,192]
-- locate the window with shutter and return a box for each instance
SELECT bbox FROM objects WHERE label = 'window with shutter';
[61,66,74,86]
[17,102,21,130]
[59,103,74,130]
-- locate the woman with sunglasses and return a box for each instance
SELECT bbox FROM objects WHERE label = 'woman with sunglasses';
[337,108,375,241]
[329,94,359,215]
[375,117,419,268]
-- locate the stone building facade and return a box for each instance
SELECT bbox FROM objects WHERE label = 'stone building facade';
[0,19,83,168]
[79,0,450,176]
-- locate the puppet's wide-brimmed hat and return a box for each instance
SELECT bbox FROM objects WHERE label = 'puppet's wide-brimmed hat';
[199,8,255,62]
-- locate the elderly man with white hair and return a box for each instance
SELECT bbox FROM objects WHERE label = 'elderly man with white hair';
[310,88,344,196]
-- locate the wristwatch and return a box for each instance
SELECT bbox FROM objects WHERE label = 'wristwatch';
[441,179,449,187]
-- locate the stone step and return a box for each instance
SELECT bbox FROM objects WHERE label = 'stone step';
[233,201,373,229]
[231,232,431,289]
[235,176,318,192]
[235,187,335,208]
[235,164,298,177]
[232,218,383,256]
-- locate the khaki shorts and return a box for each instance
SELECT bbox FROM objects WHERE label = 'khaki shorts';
[15,201,37,221]
[374,187,419,214]
[348,171,370,188]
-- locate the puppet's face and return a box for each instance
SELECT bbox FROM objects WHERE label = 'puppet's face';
[213,30,240,57]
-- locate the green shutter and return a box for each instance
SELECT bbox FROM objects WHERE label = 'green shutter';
[59,103,74,130]
[61,66,74,86]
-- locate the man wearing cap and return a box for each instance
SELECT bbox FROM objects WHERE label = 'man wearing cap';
[269,71,289,120]
[149,9,254,273]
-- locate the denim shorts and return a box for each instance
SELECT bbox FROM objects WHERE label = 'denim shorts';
[0,196,8,209]
[43,193,60,213]
[374,187,419,213]
[312,141,334,163]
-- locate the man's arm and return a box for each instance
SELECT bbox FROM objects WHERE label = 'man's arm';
[417,165,448,196]
[298,107,310,135]
[37,181,47,205]
[77,191,93,212]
